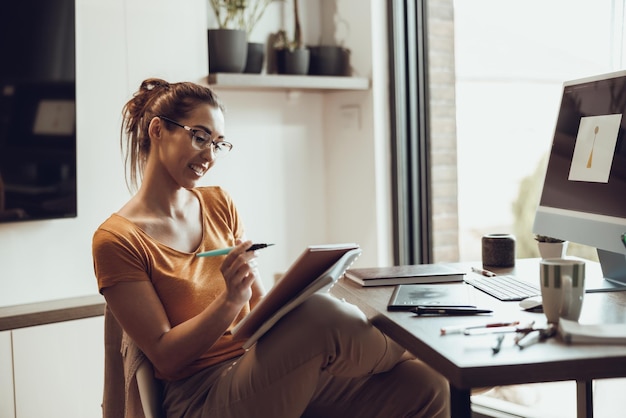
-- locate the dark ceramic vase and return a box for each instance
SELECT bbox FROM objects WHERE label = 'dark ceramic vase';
[482,233,516,268]
[243,42,265,74]
[208,29,247,73]
[308,46,350,76]
[276,48,310,75]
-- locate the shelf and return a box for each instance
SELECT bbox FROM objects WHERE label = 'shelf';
[0,294,105,331]
[204,73,370,92]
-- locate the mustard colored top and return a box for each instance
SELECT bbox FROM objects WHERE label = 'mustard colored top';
[92,186,248,381]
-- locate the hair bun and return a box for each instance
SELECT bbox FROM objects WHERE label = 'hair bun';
[141,78,171,91]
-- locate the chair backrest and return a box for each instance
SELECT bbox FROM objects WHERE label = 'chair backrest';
[136,359,165,418]
[103,304,165,418]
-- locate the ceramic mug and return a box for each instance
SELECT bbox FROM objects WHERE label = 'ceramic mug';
[539,258,585,323]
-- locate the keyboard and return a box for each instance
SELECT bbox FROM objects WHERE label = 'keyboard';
[464,274,541,301]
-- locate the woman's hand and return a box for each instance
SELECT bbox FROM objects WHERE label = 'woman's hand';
[220,240,260,306]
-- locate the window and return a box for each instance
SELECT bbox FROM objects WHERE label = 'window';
[447,0,626,415]
[453,0,625,263]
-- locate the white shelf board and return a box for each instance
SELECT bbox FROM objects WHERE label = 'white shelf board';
[204,73,370,92]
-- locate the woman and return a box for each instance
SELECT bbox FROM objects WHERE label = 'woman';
[92,78,449,417]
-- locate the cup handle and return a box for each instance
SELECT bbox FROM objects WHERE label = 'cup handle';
[560,274,572,318]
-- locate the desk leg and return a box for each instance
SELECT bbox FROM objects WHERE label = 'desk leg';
[576,380,593,418]
[450,385,471,418]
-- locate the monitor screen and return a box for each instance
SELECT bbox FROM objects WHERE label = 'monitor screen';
[0,0,76,223]
[533,70,626,292]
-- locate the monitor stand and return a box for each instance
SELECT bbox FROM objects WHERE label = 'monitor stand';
[585,249,626,293]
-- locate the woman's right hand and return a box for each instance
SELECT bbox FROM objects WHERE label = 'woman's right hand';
[220,240,259,306]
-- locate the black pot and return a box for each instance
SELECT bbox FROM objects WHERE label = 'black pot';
[208,29,247,73]
[276,48,310,75]
[243,42,265,74]
[308,46,350,76]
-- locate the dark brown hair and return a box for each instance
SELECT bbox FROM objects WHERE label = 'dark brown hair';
[120,78,224,192]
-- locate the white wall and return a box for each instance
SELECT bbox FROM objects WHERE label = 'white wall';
[0,0,391,307]
[12,316,104,417]
[322,0,394,265]
[0,0,210,306]
[0,331,14,417]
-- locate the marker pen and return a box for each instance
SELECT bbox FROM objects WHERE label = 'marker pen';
[471,267,497,277]
[196,243,274,257]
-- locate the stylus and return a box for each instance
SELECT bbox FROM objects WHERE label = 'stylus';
[411,306,493,316]
[196,243,275,257]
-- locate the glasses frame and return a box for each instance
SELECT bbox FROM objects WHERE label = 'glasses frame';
[158,115,233,154]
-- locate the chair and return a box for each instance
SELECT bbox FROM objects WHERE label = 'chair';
[136,357,165,418]
[103,305,165,418]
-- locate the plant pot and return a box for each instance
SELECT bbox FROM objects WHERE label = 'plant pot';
[208,29,247,73]
[308,45,350,76]
[243,42,265,74]
[538,241,568,259]
[276,48,310,75]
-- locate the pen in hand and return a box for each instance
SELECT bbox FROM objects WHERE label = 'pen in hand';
[196,243,275,257]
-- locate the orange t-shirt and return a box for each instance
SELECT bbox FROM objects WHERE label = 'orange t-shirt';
[92,186,249,381]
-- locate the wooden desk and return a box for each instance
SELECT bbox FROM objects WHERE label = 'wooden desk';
[331,258,626,418]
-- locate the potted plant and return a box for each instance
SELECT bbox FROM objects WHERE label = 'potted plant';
[535,234,568,259]
[308,7,351,76]
[272,0,309,75]
[308,44,350,76]
[208,0,278,73]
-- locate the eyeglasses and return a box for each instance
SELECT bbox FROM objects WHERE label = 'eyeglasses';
[158,115,233,154]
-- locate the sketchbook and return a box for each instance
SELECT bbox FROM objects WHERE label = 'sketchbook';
[387,283,475,311]
[232,243,362,349]
[345,264,466,287]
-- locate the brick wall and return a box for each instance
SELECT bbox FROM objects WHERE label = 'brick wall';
[427,0,460,262]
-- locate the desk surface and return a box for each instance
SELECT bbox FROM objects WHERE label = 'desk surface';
[331,258,626,390]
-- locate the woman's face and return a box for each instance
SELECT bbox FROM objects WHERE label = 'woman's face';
[153,103,226,190]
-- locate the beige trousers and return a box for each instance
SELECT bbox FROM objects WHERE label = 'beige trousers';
[162,293,450,418]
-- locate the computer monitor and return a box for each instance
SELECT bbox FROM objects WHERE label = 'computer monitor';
[533,70,626,292]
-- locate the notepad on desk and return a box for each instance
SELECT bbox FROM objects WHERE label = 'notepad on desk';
[559,318,626,345]
[345,264,466,287]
